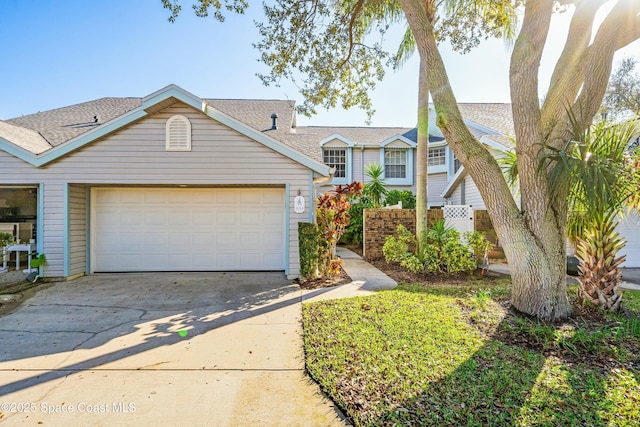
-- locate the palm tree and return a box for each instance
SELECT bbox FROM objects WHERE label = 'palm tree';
[545,119,640,311]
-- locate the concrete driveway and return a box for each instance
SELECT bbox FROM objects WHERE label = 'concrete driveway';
[0,273,348,426]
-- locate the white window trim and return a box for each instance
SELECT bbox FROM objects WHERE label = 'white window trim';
[428,146,447,174]
[166,114,192,151]
[379,136,416,186]
[319,134,354,185]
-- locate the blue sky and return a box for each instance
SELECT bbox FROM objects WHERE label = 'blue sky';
[1,1,638,127]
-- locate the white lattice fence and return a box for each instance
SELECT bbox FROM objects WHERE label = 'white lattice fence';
[443,205,474,238]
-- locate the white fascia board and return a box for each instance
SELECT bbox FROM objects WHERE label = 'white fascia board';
[0,84,330,176]
[34,109,148,167]
[463,118,504,137]
[440,166,467,198]
[479,135,510,152]
[142,84,203,111]
[0,137,43,164]
[380,135,417,148]
[203,104,331,177]
[319,134,355,147]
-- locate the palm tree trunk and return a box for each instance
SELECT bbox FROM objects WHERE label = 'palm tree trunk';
[416,55,429,247]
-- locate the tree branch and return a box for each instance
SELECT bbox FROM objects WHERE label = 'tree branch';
[572,0,640,127]
[541,0,606,137]
[338,0,366,69]
[399,0,521,224]
[509,0,553,238]
[509,0,553,147]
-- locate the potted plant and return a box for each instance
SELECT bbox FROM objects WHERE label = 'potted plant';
[28,253,46,282]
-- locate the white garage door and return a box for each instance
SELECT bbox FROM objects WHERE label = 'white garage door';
[618,210,640,268]
[91,187,285,272]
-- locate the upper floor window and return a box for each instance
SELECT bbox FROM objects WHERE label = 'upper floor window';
[166,115,191,151]
[428,147,446,166]
[323,148,346,178]
[384,149,407,179]
[453,155,462,173]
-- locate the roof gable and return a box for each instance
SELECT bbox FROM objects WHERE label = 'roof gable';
[0,85,331,176]
[0,120,51,155]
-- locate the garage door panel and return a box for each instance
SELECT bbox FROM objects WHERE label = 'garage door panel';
[240,211,261,225]
[264,211,283,226]
[144,210,167,226]
[93,188,285,272]
[193,210,214,225]
[264,232,284,249]
[120,209,143,226]
[143,191,165,203]
[217,211,238,225]
[168,210,191,225]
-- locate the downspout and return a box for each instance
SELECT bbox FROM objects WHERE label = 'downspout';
[310,168,335,222]
[361,143,365,183]
[312,170,334,185]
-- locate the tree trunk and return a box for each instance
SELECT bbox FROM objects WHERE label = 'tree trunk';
[400,0,572,321]
[397,0,640,321]
[415,56,429,247]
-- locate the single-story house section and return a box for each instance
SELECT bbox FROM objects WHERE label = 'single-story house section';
[0,85,332,279]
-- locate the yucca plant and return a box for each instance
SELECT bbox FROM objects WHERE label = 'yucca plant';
[576,213,626,312]
[363,163,388,208]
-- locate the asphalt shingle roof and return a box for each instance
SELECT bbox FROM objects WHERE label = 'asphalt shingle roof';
[7,98,142,146]
[457,103,514,137]
[3,96,515,158]
[0,120,52,154]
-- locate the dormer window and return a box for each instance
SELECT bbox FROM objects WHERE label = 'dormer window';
[166,115,191,151]
[323,148,346,178]
[379,135,416,185]
[384,149,407,179]
[319,134,354,185]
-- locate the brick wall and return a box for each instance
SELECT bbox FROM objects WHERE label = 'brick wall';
[363,209,443,259]
[474,210,496,242]
[363,209,496,259]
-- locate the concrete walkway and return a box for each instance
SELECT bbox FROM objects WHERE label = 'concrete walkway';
[0,255,396,426]
[302,247,397,303]
[487,263,640,290]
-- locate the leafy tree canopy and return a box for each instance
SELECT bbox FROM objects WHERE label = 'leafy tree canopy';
[602,56,640,121]
[163,0,516,121]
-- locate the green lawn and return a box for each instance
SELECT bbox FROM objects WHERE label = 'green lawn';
[303,278,640,426]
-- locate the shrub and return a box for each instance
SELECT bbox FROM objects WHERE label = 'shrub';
[298,222,320,280]
[363,163,388,208]
[400,254,424,273]
[384,222,477,275]
[419,244,440,273]
[342,195,372,245]
[384,190,416,208]
[464,231,494,265]
[441,240,476,274]
[382,224,415,263]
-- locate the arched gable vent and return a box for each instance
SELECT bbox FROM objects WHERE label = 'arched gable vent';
[166,115,191,151]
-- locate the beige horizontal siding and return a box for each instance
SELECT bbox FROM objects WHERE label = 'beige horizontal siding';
[464,177,486,210]
[69,184,86,276]
[427,173,448,207]
[0,103,315,277]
